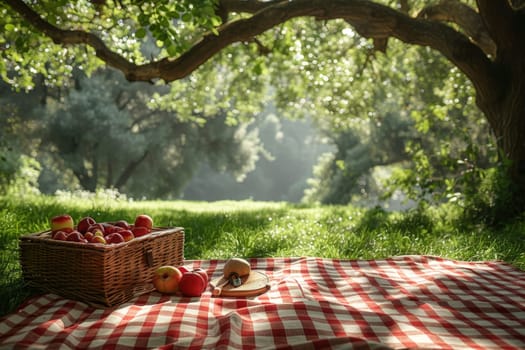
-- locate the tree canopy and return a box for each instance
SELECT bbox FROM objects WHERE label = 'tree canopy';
[1,1,513,86]
[2,0,525,218]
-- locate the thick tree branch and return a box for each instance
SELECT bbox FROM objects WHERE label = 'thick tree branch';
[476,0,517,50]
[417,0,496,57]
[218,0,284,14]
[5,0,498,101]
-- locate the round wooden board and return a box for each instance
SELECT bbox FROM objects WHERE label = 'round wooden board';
[210,270,270,297]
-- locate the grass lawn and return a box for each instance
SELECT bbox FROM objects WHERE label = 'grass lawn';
[1,194,524,317]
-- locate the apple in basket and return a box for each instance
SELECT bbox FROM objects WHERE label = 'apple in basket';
[131,226,149,238]
[119,229,135,242]
[114,220,131,230]
[105,232,125,244]
[50,214,74,233]
[77,216,96,234]
[52,230,69,241]
[134,214,153,231]
[88,223,105,236]
[102,222,124,234]
[153,266,183,294]
[66,231,88,243]
[84,231,95,242]
[90,235,107,244]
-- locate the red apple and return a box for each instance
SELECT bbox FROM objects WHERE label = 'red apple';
[108,225,125,234]
[131,226,149,238]
[179,272,206,297]
[52,228,72,239]
[50,214,74,233]
[102,222,122,234]
[88,223,105,236]
[90,235,107,244]
[84,231,95,242]
[77,216,96,234]
[119,229,135,242]
[66,231,87,243]
[178,266,190,274]
[193,268,209,292]
[134,214,153,231]
[114,220,130,230]
[102,225,114,234]
[153,266,183,294]
[105,232,125,244]
[52,230,69,241]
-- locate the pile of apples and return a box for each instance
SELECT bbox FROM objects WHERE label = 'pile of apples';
[49,213,154,244]
[153,265,209,297]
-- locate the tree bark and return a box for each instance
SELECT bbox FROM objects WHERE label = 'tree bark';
[471,1,525,214]
[417,0,496,57]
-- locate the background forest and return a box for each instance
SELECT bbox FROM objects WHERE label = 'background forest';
[1,30,496,219]
[2,0,515,227]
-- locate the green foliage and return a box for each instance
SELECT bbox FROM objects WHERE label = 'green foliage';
[0,80,46,195]
[150,43,271,125]
[0,1,511,219]
[3,155,41,196]
[459,160,522,225]
[135,0,222,55]
[0,67,264,199]
[0,142,20,192]
[37,68,264,198]
[304,132,367,204]
[383,59,496,206]
[0,4,101,90]
[1,195,524,317]
[0,0,222,89]
[42,70,143,191]
[263,19,495,208]
[304,112,414,204]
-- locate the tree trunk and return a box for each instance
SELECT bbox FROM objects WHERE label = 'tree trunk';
[494,89,525,187]
[474,50,525,216]
[114,150,150,191]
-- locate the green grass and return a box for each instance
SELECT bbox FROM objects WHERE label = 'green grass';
[1,194,524,317]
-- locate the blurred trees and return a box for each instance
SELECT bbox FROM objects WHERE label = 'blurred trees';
[0,79,46,195]
[0,67,325,201]
[1,68,264,199]
[41,68,264,199]
[183,113,329,202]
[284,22,495,206]
[2,0,524,220]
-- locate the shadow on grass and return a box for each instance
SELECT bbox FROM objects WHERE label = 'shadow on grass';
[1,196,524,319]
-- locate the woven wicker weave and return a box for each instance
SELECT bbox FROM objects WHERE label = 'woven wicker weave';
[19,227,184,307]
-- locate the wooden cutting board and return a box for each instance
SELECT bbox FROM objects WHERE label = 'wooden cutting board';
[210,270,270,297]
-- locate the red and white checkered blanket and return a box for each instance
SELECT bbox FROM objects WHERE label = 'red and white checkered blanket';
[1,256,524,349]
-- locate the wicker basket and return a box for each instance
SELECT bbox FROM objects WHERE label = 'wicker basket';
[19,227,184,307]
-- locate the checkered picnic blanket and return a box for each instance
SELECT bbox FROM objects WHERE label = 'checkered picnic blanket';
[1,256,524,349]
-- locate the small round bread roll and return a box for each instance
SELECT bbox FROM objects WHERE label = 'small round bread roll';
[223,258,251,279]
